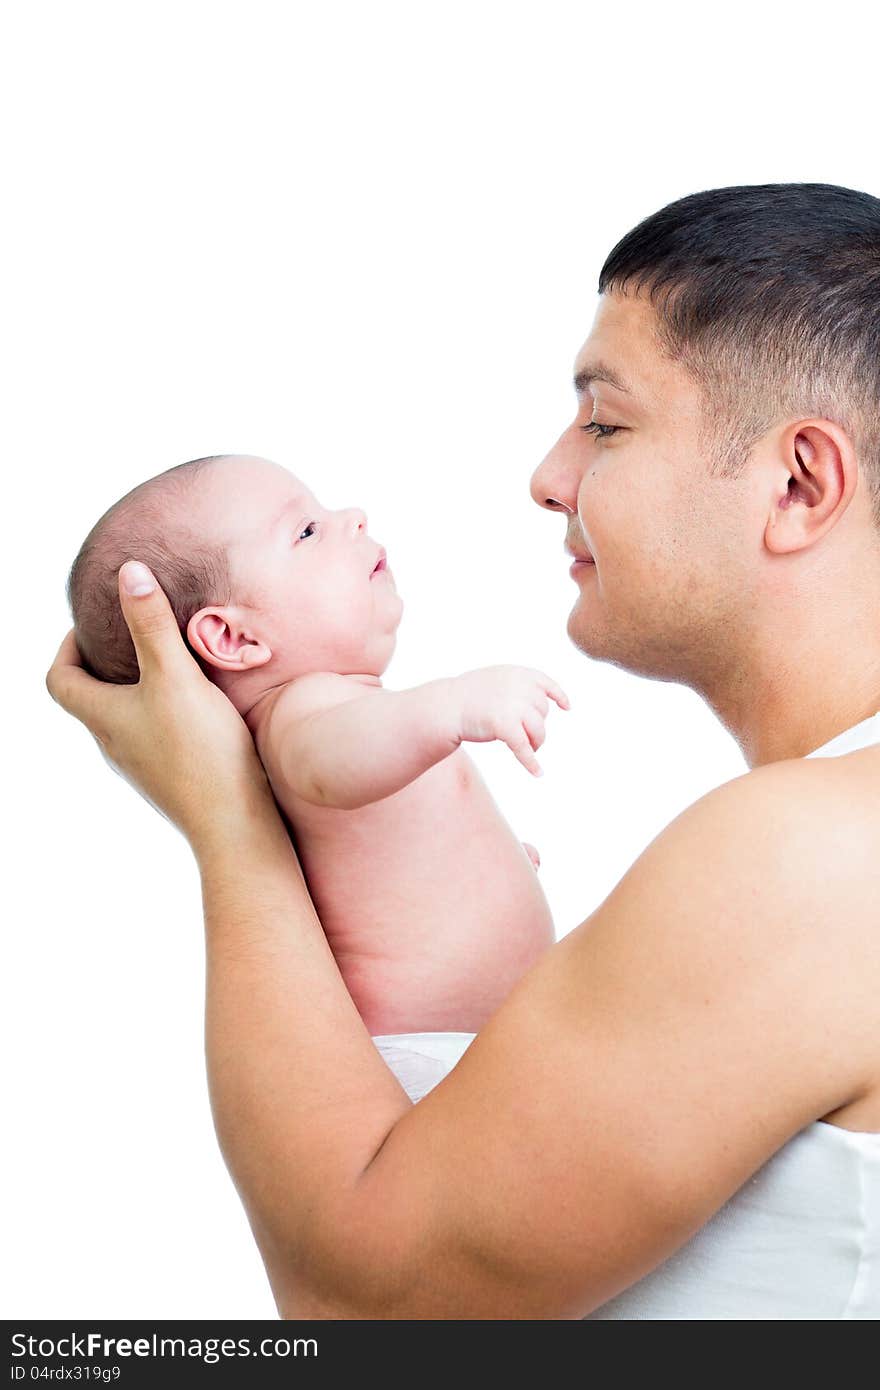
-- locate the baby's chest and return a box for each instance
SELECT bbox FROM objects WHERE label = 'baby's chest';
[280,749,492,868]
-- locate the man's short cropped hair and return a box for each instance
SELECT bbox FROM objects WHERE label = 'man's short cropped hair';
[597,182,880,527]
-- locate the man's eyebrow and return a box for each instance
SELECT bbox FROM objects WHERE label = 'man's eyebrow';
[573,360,634,396]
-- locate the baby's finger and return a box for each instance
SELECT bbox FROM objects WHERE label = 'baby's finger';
[540,674,571,711]
[520,708,546,752]
[529,687,550,717]
[506,727,543,776]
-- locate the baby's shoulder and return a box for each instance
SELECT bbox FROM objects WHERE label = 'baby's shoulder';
[258,671,380,754]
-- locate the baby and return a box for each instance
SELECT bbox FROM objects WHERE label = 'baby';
[67,454,569,1100]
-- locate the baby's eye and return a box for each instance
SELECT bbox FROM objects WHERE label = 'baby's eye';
[297,521,318,541]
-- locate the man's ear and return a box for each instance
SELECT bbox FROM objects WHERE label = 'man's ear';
[186,607,272,672]
[764,418,856,557]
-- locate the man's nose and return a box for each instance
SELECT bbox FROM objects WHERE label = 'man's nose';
[530,430,577,514]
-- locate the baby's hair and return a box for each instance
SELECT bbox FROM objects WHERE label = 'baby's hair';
[67,455,233,684]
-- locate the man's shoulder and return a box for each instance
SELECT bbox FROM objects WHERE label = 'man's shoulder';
[688,751,880,1120]
[547,747,880,1129]
[669,750,879,909]
[714,746,880,869]
[623,749,880,1002]
[583,748,879,982]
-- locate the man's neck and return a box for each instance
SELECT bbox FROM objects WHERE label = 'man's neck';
[706,608,880,769]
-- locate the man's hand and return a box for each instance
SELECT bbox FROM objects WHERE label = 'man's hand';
[449,665,570,775]
[45,561,277,850]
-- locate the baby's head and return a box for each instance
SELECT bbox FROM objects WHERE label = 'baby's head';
[68,454,403,708]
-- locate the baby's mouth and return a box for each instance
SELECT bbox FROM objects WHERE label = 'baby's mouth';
[371,548,388,575]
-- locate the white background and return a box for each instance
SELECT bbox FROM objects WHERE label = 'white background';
[5,0,877,1317]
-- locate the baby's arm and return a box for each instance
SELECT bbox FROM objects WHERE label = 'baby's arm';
[260,666,569,810]
[260,673,460,810]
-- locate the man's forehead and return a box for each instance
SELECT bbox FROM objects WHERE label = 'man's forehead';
[572,293,671,407]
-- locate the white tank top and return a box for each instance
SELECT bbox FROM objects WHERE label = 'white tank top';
[374,712,880,1318]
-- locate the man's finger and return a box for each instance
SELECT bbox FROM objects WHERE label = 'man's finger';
[45,629,112,731]
[116,561,193,680]
[45,629,82,704]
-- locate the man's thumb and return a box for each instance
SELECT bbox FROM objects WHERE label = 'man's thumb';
[118,560,186,677]
[120,560,157,598]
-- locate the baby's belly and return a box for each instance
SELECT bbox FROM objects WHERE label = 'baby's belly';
[277,749,556,1034]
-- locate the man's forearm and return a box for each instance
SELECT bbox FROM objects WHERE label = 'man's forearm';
[196,792,410,1309]
[284,677,460,808]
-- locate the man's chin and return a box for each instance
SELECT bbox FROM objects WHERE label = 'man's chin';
[566,605,611,663]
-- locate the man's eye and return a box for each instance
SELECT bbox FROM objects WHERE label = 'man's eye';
[580,422,620,440]
[297,521,318,541]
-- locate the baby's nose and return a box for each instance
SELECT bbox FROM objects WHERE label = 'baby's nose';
[345,507,367,534]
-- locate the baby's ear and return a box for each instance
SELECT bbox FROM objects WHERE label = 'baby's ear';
[187,607,272,672]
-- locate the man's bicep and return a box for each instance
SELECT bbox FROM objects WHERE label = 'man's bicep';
[340,764,862,1316]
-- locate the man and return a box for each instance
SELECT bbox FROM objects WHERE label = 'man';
[47,183,880,1317]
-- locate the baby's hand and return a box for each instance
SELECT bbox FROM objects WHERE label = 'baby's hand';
[450,665,570,776]
[522,841,541,871]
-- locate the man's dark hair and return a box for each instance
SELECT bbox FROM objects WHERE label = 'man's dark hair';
[597,182,880,525]
[67,456,233,684]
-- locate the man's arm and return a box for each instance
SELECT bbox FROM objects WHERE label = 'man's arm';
[199,755,877,1318]
[46,573,875,1319]
[260,673,460,808]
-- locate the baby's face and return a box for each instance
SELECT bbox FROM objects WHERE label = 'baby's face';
[192,455,403,679]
